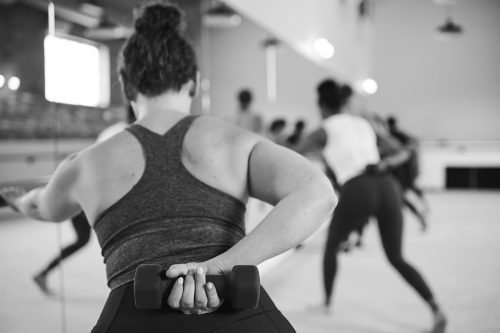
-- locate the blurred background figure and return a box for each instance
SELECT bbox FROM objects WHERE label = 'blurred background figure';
[233,88,263,134]
[33,212,90,294]
[266,117,288,145]
[285,119,306,148]
[387,115,430,228]
[295,78,446,333]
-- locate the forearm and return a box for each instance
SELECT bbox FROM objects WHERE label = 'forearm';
[383,149,411,168]
[211,188,336,272]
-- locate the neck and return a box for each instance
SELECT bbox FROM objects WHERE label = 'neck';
[134,91,192,130]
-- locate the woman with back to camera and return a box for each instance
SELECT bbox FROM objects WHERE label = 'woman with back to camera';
[295,79,447,333]
[0,2,335,332]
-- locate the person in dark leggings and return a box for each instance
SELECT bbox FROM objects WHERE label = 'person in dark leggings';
[33,212,91,294]
[387,115,429,230]
[0,2,336,332]
[296,79,446,333]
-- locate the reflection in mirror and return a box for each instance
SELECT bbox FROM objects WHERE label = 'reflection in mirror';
[1,1,208,332]
[0,1,120,332]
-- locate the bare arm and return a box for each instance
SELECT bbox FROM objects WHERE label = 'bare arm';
[208,139,337,272]
[376,131,413,170]
[294,127,327,155]
[2,154,81,222]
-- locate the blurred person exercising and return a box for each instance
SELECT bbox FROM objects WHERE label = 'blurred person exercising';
[386,115,429,229]
[266,118,287,145]
[296,79,446,333]
[234,88,263,134]
[0,2,335,332]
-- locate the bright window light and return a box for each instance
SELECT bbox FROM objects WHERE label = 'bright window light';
[313,38,335,59]
[0,74,5,88]
[8,76,20,91]
[44,35,109,107]
[362,78,378,95]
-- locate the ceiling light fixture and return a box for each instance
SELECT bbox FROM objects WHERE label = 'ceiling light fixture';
[203,2,242,28]
[434,2,464,39]
[313,38,335,59]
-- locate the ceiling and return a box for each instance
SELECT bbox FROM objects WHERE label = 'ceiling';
[15,0,203,27]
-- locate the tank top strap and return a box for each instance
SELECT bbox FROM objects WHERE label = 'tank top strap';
[164,115,200,163]
[124,115,200,174]
[125,123,163,162]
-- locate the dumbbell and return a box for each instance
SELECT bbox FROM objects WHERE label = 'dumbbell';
[134,264,260,310]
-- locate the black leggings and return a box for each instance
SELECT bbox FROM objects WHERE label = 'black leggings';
[42,212,91,273]
[91,283,295,333]
[323,173,434,306]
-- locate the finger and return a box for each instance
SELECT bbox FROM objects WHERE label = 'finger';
[180,272,195,310]
[165,264,189,279]
[205,282,221,309]
[166,277,184,309]
[194,266,208,309]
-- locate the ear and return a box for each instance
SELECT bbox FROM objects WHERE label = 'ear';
[188,71,201,97]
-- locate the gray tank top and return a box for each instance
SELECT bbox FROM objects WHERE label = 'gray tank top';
[93,116,246,289]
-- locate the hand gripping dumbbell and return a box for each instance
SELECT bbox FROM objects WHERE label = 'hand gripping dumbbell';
[134,264,260,310]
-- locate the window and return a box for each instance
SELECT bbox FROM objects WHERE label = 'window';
[44,35,110,107]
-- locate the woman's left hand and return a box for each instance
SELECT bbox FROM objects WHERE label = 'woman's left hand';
[165,262,224,315]
[0,186,26,212]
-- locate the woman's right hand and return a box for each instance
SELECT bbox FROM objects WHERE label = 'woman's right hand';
[165,263,224,315]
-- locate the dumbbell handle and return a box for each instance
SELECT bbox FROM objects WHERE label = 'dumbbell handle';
[134,264,260,310]
[134,268,230,309]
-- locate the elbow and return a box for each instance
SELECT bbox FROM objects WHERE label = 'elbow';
[310,174,338,219]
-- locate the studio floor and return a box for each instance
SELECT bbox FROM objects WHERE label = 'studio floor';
[0,191,499,333]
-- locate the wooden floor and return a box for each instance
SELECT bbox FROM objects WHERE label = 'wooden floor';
[0,191,499,333]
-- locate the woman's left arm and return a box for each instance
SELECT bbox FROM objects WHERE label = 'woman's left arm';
[0,154,82,222]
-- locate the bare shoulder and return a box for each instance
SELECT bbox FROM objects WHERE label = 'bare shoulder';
[71,130,144,220]
[183,115,262,201]
[82,130,138,164]
[75,130,143,186]
[189,115,260,153]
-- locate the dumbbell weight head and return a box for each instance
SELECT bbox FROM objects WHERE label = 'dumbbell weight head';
[134,264,165,309]
[230,265,260,309]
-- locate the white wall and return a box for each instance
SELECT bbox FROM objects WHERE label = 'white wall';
[370,0,500,141]
[419,142,500,189]
[207,15,327,130]
[223,0,373,82]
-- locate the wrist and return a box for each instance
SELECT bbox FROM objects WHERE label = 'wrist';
[205,257,233,275]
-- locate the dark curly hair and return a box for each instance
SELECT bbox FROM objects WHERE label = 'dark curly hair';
[317,79,353,115]
[118,1,198,102]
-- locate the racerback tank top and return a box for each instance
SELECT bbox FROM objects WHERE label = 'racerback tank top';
[93,115,246,289]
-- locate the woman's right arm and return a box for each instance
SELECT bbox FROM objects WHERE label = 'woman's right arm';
[165,122,337,314]
[209,139,337,273]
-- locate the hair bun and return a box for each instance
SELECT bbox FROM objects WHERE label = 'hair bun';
[134,3,183,35]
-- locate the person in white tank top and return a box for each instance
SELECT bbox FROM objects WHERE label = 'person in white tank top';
[322,113,379,185]
[295,79,447,333]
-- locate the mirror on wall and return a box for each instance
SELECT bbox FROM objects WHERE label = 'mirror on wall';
[0,1,210,331]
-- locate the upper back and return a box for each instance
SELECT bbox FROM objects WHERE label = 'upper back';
[76,115,254,225]
[75,115,257,288]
